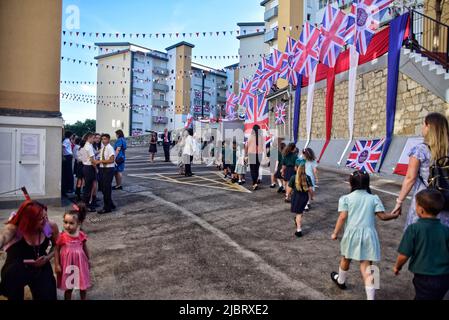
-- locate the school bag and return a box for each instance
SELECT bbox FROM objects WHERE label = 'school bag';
[419,143,449,210]
[428,156,449,211]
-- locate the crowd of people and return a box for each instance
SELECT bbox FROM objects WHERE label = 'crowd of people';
[1,113,449,300]
[61,130,127,214]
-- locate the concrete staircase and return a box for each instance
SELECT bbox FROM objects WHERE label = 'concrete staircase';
[401,48,449,103]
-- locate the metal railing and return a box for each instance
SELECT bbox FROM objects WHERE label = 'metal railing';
[409,9,449,71]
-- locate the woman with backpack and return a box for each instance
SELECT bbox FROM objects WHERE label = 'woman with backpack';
[393,112,449,228]
[113,130,127,190]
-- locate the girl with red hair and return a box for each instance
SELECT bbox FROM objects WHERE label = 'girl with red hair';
[0,200,59,300]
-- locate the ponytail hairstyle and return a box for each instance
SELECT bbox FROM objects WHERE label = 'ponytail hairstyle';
[64,203,87,225]
[7,200,47,235]
[295,160,309,192]
[424,113,449,161]
[349,170,372,194]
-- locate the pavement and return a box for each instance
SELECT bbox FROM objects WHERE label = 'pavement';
[0,146,415,300]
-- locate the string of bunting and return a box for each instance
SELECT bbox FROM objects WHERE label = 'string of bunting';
[61,26,305,39]
[62,40,267,60]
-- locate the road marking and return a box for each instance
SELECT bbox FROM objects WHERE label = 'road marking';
[135,190,329,300]
[343,181,412,200]
[128,173,250,193]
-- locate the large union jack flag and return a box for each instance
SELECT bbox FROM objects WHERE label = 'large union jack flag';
[256,49,287,91]
[275,103,287,125]
[345,0,393,55]
[238,78,257,107]
[346,138,385,173]
[319,5,351,68]
[280,37,301,86]
[244,93,269,135]
[292,22,321,78]
[184,113,194,129]
[225,92,239,120]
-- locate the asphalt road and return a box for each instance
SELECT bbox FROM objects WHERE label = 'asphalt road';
[1,145,415,300]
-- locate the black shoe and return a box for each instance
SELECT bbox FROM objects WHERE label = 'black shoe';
[98,209,112,215]
[112,186,123,190]
[111,204,117,210]
[277,187,284,193]
[331,272,347,290]
[270,184,276,189]
[295,231,303,238]
[281,189,286,194]
[88,207,97,213]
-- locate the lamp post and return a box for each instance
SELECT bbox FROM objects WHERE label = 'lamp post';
[201,71,206,118]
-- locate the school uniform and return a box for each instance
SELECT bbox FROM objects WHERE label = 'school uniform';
[99,143,116,212]
[398,219,449,300]
[288,174,312,214]
[282,153,297,182]
[338,190,385,262]
[82,142,96,210]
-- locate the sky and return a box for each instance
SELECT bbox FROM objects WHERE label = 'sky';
[60,0,265,124]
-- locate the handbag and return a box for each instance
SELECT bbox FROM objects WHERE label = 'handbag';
[115,156,125,165]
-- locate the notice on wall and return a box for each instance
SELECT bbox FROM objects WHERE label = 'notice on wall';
[21,134,39,156]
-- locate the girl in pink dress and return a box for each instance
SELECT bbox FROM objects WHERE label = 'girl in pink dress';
[54,205,91,300]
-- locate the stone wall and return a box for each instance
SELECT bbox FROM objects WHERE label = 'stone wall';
[286,68,449,141]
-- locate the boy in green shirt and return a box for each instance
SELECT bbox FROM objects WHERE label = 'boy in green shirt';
[394,189,449,300]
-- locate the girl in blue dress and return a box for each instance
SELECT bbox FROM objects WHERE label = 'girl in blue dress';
[113,130,127,190]
[330,170,400,300]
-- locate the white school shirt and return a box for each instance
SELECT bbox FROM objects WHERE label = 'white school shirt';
[183,135,195,156]
[73,145,80,162]
[82,142,95,166]
[100,144,115,168]
[62,138,73,156]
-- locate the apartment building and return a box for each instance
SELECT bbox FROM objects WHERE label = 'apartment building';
[0,0,63,205]
[95,41,228,136]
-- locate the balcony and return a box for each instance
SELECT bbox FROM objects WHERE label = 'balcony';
[152,116,168,124]
[264,5,278,22]
[152,99,169,108]
[153,66,169,76]
[153,83,169,92]
[133,79,147,89]
[264,28,278,43]
[217,84,228,90]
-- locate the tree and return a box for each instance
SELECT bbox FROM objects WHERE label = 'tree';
[64,119,96,138]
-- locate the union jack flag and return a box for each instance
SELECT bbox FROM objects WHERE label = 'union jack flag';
[345,0,394,55]
[225,92,239,120]
[244,93,269,135]
[256,50,287,91]
[238,78,257,107]
[292,22,321,78]
[346,138,385,174]
[275,103,287,125]
[280,37,301,86]
[319,5,351,68]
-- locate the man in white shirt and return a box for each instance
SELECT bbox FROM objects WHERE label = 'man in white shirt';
[182,129,195,177]
[62,131,74,195]
[98,134,116,214]
[82,133,99,212]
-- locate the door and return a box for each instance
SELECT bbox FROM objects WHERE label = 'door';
[0,128,16,197]
[15,128,46,196]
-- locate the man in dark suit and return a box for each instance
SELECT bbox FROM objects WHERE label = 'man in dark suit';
[163,128,171,162]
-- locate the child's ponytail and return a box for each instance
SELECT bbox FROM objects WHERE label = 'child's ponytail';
[295,164,309,192]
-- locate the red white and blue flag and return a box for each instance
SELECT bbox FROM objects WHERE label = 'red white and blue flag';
[225,92,238,120]
[346,138,385,174]
[275,103,287,125]
[256,49,287,91]
[280,37,301,86]
[292,22,321,78]
[345,0,394,55]
[238,78,257,107]
[319,5,351,68]
[184,113,194,129]
[244,93,269,135]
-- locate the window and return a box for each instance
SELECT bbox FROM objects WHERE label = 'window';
[307,13,311,21]
[122,88,125,95]
[117,120,121,128]
[122,70,125,78]
[160,94,165,101]
[112,120,116,128]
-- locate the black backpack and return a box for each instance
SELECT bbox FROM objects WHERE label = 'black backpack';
[428,156,449,211]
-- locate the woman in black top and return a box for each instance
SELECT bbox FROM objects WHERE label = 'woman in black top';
[0,200,59,300]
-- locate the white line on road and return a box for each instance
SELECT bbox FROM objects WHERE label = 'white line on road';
[136,190,329,300]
